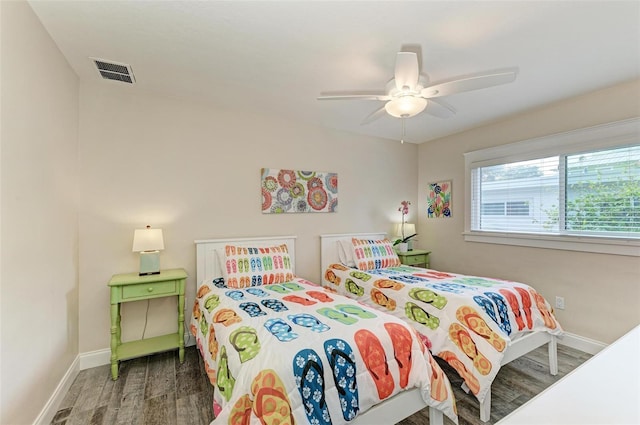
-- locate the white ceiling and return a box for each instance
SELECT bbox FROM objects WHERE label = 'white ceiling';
[28,1,640,144]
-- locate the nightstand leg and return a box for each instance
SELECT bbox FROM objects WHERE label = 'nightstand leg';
[110,303,119,380]
[116,303,121,344]
[178,292,185,363]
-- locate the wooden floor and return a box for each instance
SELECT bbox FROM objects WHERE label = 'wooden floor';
[51,343,591,425]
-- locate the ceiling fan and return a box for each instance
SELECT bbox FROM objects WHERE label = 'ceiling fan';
[318,51,518,126]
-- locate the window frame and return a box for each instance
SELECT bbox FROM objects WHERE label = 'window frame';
[463,118,640,257]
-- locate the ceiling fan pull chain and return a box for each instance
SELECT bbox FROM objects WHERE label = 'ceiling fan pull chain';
[401,115,406,144]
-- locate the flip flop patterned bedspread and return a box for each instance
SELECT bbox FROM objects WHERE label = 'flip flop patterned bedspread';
[191,276,458,425]
[323,264,563,404]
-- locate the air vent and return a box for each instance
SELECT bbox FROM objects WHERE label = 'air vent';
[90,58,135,84]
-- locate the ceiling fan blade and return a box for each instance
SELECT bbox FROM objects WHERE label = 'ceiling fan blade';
[421,67,519,98]
[424,98,456,118]
[361,105,387,125]
[394,52,420,91]
[317,91,389,101]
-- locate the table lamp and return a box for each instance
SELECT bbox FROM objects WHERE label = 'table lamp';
[132,225,164,275]
[403,223,416,250]
[393,223,403,240]
[394,223,416,239]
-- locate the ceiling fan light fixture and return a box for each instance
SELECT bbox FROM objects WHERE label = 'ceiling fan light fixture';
[384,96,427,118]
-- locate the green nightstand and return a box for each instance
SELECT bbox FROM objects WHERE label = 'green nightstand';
[108,268,187,379]
[397,249,431,268]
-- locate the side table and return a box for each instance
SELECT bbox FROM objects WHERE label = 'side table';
[397,249,431,268]
[108,268,187,379]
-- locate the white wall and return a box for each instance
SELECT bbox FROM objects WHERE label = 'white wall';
[2,3,637,422]
[0,2,79,424]
[418,79,640,344]
[77,82,419,352]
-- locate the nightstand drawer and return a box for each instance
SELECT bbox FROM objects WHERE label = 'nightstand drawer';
[121,280,177,300]
[403,254,428,266]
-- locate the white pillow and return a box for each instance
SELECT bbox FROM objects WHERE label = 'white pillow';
[337,239,356,267]
[199,248,227,287]
[215,248,226,276]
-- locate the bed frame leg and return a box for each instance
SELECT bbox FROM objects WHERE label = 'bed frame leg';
[429,407,444,425]
[548,335,558,375]
[479,389,491,422]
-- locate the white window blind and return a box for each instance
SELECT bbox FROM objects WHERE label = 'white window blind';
[471,157,560,233]
[565,145,640,235]
[471,147,639,237]
[464,118,640,256]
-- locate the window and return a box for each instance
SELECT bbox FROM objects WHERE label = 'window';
[474,156,556,232]
[480,201,531,217]
[506,201,530,216]
[565,148,639,233]
[464,118,640,256]
[481,202,505,216]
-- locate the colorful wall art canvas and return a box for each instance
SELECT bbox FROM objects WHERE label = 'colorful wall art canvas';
[261,168,338,213]
[427,181,452,218]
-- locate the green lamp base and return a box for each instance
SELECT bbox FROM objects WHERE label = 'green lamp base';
[139,251,160,275]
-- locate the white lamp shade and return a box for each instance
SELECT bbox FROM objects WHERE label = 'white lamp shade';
[384,96,427,118]
[394,222,416,238]
[404,223,416,236]
[132,228,164,252]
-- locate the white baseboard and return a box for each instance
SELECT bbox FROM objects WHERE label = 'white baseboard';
[32,355,80,425]
[79,348,111,370]
[33,331,605,425]
[556,331,607,355]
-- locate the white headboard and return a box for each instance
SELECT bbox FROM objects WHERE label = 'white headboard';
[319,232,387,281]
[195,235,297,289]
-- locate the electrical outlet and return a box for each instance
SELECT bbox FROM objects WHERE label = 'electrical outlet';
[555,296,565,310]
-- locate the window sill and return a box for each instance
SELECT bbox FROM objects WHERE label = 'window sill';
[463,231,640,257]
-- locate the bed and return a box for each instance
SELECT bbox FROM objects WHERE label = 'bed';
[320,233,563,423]
[192,235,458,425]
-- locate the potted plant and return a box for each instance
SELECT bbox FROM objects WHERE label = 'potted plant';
[393,200,417,252]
